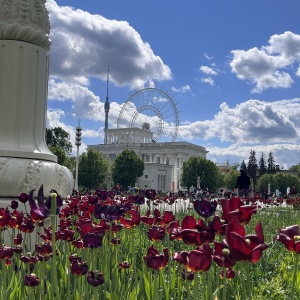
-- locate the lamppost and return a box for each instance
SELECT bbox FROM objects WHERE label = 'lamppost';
[75,120,82,191]
[197,176,201,189]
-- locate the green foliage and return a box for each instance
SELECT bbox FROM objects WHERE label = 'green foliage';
[256,172,300,195]
[78,149,109,190]
[46,127,72,155]
[258,153,267,177]
[267,151,276,174]
[181,157,224,190]
[240,160,247,171]
[248,150,258,187]
[224,168,240,190]
[289,164,300,175]
[112,150,144,188]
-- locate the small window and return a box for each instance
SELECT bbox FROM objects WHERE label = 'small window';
[145,175,148,178]
[146,155,150,162]
[156,157,160,164]
[145,185,148,188]
[109,154,116,161]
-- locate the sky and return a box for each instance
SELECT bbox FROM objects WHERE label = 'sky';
[46,0,300,169]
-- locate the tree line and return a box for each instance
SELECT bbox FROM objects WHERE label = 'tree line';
[46,127,300,195]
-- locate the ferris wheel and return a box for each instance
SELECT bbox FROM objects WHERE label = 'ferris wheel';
[117,87,179,142]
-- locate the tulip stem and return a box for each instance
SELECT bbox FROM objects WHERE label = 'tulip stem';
[222,266,227,300]
[291,253,299,299]
[50,193,60,300]
[245,262,252,299]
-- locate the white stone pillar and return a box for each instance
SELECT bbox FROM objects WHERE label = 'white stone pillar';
[0,0,73,198]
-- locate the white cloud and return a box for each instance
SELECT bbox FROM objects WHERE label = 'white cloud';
[177,98,300,144]
[199,66,217,75]
[200,77,215,86]
[230,31,300,93]
[171,85,191,93]
[207,143,300,169]
[46,0,172,88]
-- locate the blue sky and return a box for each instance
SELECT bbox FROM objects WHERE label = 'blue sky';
[46,0,300,169]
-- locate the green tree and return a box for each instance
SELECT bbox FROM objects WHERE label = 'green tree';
[112,150,144,189]
[46,127,72,155]
[247,150,258,188]
[289,164,300,176]
[267,151,276,174]
[258,153,267,177]
[181,157,223,191]
[78,149,109,190]
[224,169,240,190]
[240,160,247,172]
[257,173,300,196]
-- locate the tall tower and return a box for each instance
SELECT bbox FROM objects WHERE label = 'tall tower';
[104,66,110,144]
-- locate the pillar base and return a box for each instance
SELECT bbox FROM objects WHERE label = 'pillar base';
[0,157,73,198]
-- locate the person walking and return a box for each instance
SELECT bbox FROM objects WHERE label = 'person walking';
[235,169,251,197]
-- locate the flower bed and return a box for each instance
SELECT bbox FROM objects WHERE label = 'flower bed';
[0,186,300,299]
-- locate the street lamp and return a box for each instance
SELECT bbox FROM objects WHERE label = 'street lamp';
[197,176,201,189]
[75,120,82,191]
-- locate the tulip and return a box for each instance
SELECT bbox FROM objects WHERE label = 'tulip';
[223,220,268,263]
[147,225,166,241]
[173,244,213,272]
[94,204,126,221]
[275,225,300,253]
[87,270,105,287]
[28,185,63,222]
[144,245,168,270]
[194,199,217,218]
[24,273,40,287]
[18,193,29,204]
[83,232,103,248]
[70,259,89,276]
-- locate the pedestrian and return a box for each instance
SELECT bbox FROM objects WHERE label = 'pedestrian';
[235,169,251,197]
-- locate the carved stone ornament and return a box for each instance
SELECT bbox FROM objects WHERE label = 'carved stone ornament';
[0,0,51,50]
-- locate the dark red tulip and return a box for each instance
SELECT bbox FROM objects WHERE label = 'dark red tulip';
[0,246,14,260]
[14,233,23,245]
[147,225,166,241]
[181,270,194,280]
[119,261,130,271]
[94,204,126,221]
[144,245,168,270]
[145,189,156,200]
[220,197,256,225]
[18,193,29,204]
[173,244,213,272]
[72,239,84,249]
[213,242,236,268]
[95,189,109,201]
[28,185,63,222]
[10,200,19,210]
[209,215,226,235]
[220,268,235,279]
[119,209,140,229]
[70,259,89,276]
[20,254,39,264]
[223,220,268,263]
[275,225,300,253]
[87,271,105,287]
[194,199,217,218]
[24,273,40,287]
[83,232,103,248]
[132,194,145,205]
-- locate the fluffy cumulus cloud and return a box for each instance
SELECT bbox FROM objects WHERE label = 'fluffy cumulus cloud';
[177,98,300,144]
[230,31,300,93]
[176,98,300,168]
[46,0,172,88]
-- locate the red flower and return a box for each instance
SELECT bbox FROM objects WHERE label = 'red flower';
[173,244,213,272]
[24,274,40,287]
[119,208,140,229]
[194,199,217,218]
[220,197,257,225]
[220,268,235,279]
[119,261,130,271]
[70,259,89,276]
[181,270,194,280]
[18,193,29,204]
[87,271,104,287]
[223,220,268,263]
[145,189,157,200]
[147,225,166,241]
[144,245,168,270]
[275,225,300,253]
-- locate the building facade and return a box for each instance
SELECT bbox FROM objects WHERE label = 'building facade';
[88,128,208,191]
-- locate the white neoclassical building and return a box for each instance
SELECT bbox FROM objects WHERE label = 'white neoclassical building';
[88,127,208,191]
